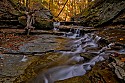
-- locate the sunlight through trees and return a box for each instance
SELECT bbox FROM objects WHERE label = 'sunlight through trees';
[16,0,92,21]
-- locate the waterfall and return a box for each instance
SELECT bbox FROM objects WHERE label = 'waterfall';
[53,22,60,31]
[65,29,81,38]
[30,29,125,83]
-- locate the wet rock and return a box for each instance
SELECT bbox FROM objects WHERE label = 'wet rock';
[96,29,125,45]
[0,54,39,83]
[111,62,125,80]
[108,55,125,82]
[56,61,120,83]
[0,34,74,83]
[19,34,72,52]
[80,53,96,61]
[114,58,125,67]
[58,25,98,33]
[110,45,123,50]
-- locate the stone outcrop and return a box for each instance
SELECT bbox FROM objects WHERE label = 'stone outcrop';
[0,0,20,27]
[18,8,53,30]
[108,56,125,81]
[0,0,53,29]
[73,0,125,27]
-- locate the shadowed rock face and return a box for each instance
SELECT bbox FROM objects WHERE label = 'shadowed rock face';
[0,0,53,29]
[73,0,125,27]
[18,8,54,30]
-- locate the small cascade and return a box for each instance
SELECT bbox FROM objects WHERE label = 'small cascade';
[63,28,73,37]
[20,55,28,62]
[53,22,60,31]
[53,27,59,31]
[65,29,81,38]
[31,28,125,83]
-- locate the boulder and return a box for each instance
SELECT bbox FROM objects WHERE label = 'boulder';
[110,62,125,80]
[108,56,125,81]
[80,53,96,61]
[18,8,53,30]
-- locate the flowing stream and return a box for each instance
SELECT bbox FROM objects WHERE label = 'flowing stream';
[29,28,125,83]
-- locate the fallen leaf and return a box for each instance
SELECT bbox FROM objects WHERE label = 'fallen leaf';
[120,38,124,40]
[120,58,125,62]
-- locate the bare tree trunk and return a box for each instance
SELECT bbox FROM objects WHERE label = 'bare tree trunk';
[25,12,35,35]
[50,0,53,12]
[74,0,76,16]
[49,0,51,10]
[28,0,30,9]
[26,0,29,11]
[22,0,25,5]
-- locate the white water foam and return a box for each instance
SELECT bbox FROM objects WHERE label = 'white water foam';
[31,29,125,83]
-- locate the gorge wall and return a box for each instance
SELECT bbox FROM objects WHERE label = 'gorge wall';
[73,0,125,27]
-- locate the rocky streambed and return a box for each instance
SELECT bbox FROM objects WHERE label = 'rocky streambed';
[0,27,125,83]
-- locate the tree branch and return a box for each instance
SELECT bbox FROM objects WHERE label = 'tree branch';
[56,0,68,18]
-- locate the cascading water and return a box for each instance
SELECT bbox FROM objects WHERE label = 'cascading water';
[30,29,125,83]
[64,28,81,38]
[53,22,60,31]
